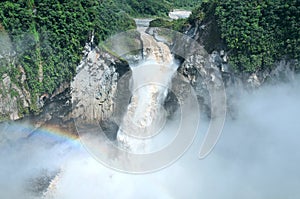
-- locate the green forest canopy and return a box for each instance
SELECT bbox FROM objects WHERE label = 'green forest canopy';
[192,0,300,72]
[151,0,299,72]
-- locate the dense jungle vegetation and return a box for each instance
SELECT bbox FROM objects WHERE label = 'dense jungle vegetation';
[153,0,300,72]
[213,0,299,72]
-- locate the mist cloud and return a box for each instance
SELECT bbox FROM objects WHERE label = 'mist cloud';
[0,76,300,199]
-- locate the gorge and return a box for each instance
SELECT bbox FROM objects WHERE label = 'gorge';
[0,1,300,198]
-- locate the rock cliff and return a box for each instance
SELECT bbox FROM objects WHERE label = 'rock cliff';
[71,43,132,139]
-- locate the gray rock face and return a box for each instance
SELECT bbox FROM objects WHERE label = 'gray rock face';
[0,31,31,121]
[0,69,31,120]
[176,50,227,118]
[71,44,131,138]
[176,47,297,118]
[245,59,296,89]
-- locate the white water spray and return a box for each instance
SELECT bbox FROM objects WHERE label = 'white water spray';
[117,27,179,153]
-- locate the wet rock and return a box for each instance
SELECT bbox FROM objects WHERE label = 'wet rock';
[99,119,119,141]
[163,90,179,118]
[26,169,60,197]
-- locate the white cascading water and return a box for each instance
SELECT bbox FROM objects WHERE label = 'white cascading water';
[117,26,179,153]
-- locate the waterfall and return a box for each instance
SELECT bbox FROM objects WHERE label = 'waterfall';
[117,24,179,153]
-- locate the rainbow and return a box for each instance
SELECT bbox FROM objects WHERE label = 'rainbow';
[1,122,81,147]
[39,125,79,141]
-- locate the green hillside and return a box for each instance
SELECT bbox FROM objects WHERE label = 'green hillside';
[153,0,300,72]
[0,0,135,113]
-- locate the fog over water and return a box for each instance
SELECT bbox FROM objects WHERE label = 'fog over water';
[0,76,300,199]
